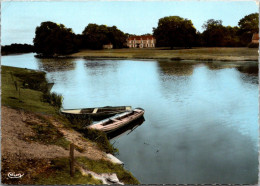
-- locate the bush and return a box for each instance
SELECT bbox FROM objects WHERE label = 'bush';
[42,92,62,108]
[14,71,48,92]
[81,128,118,154]
[248,42,259,48]
[66,116,92,129]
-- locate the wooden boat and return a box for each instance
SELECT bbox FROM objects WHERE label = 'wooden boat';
[107,116,145,140]
[88,108,145,133]
[60,106,132,120]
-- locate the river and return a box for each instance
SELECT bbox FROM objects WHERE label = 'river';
[2,53,258,184]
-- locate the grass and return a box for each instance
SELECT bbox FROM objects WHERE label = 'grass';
[80,128,118,155]
[70,47,258,61]
[34,157,140,184]
[76,157,140,184]
[1,66,58,114]
[24,114,71,150]
[33,158,102,185]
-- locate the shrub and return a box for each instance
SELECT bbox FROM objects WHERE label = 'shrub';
[248,42,259,48]
[81,128,118,154]
[42,92,62,108]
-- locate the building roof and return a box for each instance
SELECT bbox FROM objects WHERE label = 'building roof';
[252,33,259,40]
[127,35,155,40]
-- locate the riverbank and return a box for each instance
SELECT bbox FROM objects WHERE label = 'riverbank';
[1,66,139,185]
[70,47,258,61]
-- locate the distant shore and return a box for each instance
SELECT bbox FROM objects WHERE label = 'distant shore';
[69,47,258,62]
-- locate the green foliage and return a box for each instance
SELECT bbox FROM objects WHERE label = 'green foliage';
[153,16,197,48]
[13,70,48,92]
[238,13,259,45]
[202,19,242,47]
[34,21,78,56]
[1,66,58,114]
[1,43,34,55]
[82,24,127,49]
[238,13,259,34]
[24,115,70,150]
[42,92,62,108]
[34,158,102,185]
[248,42,259,48]
[81,128,118,154]
[77,157,140,184]
[65,116,93,130]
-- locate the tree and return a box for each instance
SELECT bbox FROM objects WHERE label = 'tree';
[238,13,259,45]
[107,26,127,49]
[82,24,127,49]
[153,16,197,49]
[201,19,226,46]
[202,19,244,47]
[33,21,77,56]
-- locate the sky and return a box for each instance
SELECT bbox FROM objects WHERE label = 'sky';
[1,1,259,45]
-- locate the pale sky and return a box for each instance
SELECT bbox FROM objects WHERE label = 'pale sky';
[1,1,259,45]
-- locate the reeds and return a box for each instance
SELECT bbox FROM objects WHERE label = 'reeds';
[42,92,63,108]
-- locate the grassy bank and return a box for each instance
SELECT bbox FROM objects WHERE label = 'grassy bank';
[1,65,139,185]
[1,66,59,114]
[70,47,258,61]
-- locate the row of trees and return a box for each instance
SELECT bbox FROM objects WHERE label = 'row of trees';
[33,22,127,56]
[33,13,258,55]
[2,43,34,55]
[153,13,259,48]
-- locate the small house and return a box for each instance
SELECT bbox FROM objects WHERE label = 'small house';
[103,43,113,49]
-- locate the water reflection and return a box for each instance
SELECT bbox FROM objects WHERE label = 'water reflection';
[157,60,195,76]
[36,57,76,72]
[107,117,145,140]
[236,64,258,75]
[1,54,258,184]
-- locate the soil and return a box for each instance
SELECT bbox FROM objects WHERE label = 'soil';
[1,106,107,161]
[1,106,111,184]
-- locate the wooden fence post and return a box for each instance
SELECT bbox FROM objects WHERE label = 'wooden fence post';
[19,88,21,102]
[70,143,75,177]
[14,81,18,91]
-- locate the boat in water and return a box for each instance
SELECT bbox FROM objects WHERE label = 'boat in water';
[60,106,132,120]
[88,108,145,133]
[107,116,145,140]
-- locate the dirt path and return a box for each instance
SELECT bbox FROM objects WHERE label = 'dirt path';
[1,106,107,161]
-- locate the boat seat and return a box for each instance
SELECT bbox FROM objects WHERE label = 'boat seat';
[111,118,119,122]
[92,108,98,113]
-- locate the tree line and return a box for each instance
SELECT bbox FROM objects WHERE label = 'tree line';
[153,13,259,49]
[1,43,34,55]
[33,22,127,56]
[2,13,258,56]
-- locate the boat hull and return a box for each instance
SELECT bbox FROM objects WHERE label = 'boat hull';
[60,106,132,121]
[88,108,145,133]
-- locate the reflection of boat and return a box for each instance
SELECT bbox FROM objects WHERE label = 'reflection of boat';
[107,116,145,140]
[60,106,132,120]
[88,108,145,133]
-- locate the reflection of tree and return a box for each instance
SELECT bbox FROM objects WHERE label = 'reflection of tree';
[237,65,259,85]
[37,57,76,72]
[157,60,194,76]
[84,60,118,69]
[236,65,258,75]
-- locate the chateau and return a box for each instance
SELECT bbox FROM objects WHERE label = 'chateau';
[127,35,156,48]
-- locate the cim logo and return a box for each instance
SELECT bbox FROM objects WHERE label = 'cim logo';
[8,172,24,179]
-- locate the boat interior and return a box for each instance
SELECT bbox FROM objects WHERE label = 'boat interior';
[101,110,141,126]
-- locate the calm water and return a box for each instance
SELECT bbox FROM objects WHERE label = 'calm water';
[2,53,258,184]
